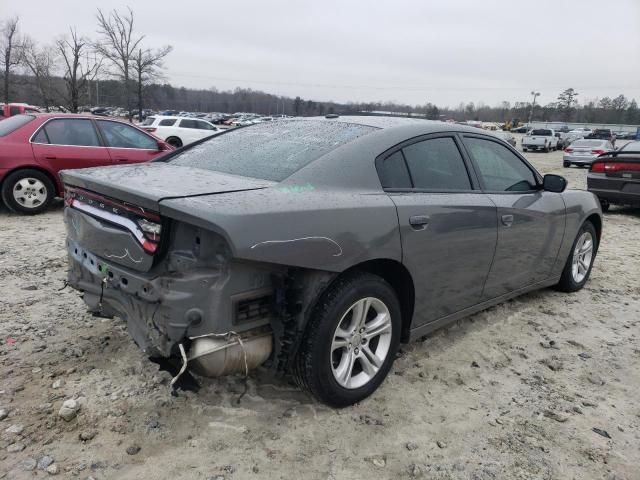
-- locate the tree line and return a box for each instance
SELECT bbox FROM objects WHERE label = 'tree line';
[2,14,639,125]
[1,9,171,121]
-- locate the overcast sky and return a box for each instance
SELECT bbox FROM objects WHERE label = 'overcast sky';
[3,0,639,107]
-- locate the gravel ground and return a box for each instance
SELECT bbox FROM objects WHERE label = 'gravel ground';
[1,139,639,480]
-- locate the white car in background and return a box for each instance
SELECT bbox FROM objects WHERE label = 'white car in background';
[140,115,221,148]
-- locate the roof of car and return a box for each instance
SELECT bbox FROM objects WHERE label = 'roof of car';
[305,115,486,135]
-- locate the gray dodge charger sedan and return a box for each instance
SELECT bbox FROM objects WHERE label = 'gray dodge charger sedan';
[61,116,602,407]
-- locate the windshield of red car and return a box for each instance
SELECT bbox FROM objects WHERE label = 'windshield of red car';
[163,119,377,181]
[0,114,35,137]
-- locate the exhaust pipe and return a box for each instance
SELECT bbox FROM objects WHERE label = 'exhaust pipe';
[188,329,272,377]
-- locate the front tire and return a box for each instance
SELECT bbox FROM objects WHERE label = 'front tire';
[1,169,55,214]
[555,221,598,292]
[293,272,401,407]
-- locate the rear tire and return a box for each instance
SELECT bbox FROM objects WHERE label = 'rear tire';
[555,221,597,292]
[1,169,55,214]
[563,162,571,168]
[599,199,610,212]
[166,136,183,148]
[293,272,401,407]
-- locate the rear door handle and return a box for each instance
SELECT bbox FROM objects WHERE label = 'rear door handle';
[409,215,430,229]
[501,214,514,227]
[44,155,56,160]
[115,158,129,162]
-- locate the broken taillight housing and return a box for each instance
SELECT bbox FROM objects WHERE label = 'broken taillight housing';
[64,186,161,254]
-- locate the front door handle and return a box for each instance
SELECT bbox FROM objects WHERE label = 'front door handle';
[115,158,129,162]
[409,215,430,229]
[501,214,514,227]
[44,155,57,160]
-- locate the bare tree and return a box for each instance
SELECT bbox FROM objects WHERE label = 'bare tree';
[1,17,24,104]
[56,28,101,112]
[132,45,172,120]
[94,7,144,121]
[22,38,58,109]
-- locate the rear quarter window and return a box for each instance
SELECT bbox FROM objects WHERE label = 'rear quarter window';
[0,114,35,137]
[164,120,377,181]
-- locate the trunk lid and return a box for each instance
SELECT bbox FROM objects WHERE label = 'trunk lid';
[60,162,274,210]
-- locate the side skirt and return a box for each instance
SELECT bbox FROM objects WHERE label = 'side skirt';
[408,276,561,342]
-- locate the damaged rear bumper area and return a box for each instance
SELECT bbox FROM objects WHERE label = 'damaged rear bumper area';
[64,206,278,368]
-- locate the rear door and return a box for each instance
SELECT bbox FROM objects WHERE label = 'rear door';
[31,118,112,171]
[461,135,565,299]
[95,119,164,164]
[378,134,497,326]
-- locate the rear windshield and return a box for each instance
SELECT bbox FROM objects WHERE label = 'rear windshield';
[141,116,156,126]
[0,114,35,136]
[531,129,552,136]
[572,140,604,147]
[163,120,377,181]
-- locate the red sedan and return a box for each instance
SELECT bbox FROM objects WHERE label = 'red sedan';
[0,113,172,214]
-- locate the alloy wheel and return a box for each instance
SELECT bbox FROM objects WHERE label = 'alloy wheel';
[571,231,594,283]
[331,297,392,389]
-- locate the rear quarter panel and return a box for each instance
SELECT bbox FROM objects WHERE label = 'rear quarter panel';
[159,187,402,272]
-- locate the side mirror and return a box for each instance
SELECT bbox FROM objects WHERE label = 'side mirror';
[158,140,172,151]
[543,174,567,193]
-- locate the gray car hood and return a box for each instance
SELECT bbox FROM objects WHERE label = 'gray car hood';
[60,163,274,210]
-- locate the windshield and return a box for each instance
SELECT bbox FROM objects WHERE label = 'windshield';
[0,114,35,137]
[531,129,552,136]
[163,119,377,181]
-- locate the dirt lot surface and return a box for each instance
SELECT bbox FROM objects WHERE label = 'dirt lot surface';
[1,139,639,480]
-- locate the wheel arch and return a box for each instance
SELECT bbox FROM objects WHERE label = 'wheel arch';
[340,258,415,343]
[585,213,602,248]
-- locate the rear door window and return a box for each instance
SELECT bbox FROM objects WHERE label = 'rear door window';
[159,118,177,126]
[402,137,472,190]
[42,118,101,146]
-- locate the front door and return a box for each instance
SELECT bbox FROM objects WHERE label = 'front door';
[377,134,498,326]
[95,119,164,164]
[461,135,566,299]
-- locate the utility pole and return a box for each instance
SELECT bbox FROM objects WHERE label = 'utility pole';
[528,91,540,126]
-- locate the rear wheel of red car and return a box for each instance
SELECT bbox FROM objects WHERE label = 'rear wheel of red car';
[555,221,598,292]
[293,272,401,407]
[1,169,55,214]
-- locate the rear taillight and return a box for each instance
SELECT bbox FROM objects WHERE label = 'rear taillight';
[64,186,161,254]
[564,148,573,153]
[143,127,157,133]
[591,149,606,155]
[591,162,640,173]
